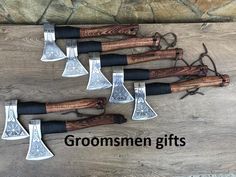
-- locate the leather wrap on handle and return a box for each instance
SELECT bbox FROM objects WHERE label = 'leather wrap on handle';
[100,48,183,67]
[126,48,183,65]
[146,83,172,96]
[170,74,230,93]
[100,54,127,67]
[55,25,139,39]
[17,102,47,115]
[124,65,208,81]
[41,114,127,134]
[46,97,107,113]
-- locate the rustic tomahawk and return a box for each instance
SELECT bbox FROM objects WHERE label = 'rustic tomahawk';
[1,98,106,140]
[109,65,208,103]
[87,48,182,90]
[61,34,171,77]
[41,23,139,61]
[132,75,230,120]
[26,114,127,160]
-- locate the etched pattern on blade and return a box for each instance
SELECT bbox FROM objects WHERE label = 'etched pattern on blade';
[26,120,54,160]
[41,23,66,61]
[87,56,112,90]
[2,100,29,140]
[132,97,157,120]
[62,39,88,77]
[41,42,66,61]
[132,82,157,120]
[109,84,134,103]
[62,57,88,77]
[109,69,134,103]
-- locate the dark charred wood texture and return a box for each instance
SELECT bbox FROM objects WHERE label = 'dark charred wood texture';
[149,65,208,79]
[46,97,106,113]
[79,25,139,38]
[171,75,230,93]
[66,114,119,131]
[101,37,159,52]
[127,48,183,65]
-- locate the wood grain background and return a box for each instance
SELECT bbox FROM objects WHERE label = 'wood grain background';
[0,23,235,177]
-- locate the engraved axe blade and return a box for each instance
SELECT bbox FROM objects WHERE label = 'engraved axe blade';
[87,52,112,90]
[26,120,54,160]
[62,40,88,77]
[1,100,29,140]
[132,82,157,120]
[109,67,134,103]
[41,23,66,62]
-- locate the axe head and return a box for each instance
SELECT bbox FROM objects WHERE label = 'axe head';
[1,100,29,140]
[132,82,157,120]
[87,52,112,90]
[41,23,66,62]
[26,120,54,161]
[109,67,134,103]
[62,40,88,77]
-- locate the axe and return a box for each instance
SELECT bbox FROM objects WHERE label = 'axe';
[61,35,166,77]
[87,48,183,90]
[26,114,127,160]
[1,98,106,140]
[109,65,209,103]
[132,74,230,120]
[41,23,139,61]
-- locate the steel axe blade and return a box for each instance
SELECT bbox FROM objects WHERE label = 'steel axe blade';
[41,23,66,62]
[1,100,29,140]
[62,40,88,77]
[87,52,112,90]
[132,82,157,120]
[109,67,134,103]
[26,120,54,161]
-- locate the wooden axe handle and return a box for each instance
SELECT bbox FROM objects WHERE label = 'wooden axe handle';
[79,25,139,38]
[66,114,126,131]
[101,37,159,52]
[149,65,208,79]
[171,75,230,93]
[46,97,106,113]
[126,48,183,65]
[41,114,127,134]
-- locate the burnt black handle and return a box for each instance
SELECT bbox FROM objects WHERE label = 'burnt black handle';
[100,54,127,67]
[17,102,47,115]
[41,121,67,135]
[124,69,149,80]
[146,83,171,96]
[77,41,102,53]
[55,26,80,39]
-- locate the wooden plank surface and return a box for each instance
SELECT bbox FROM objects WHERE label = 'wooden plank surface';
[0,23,236,177]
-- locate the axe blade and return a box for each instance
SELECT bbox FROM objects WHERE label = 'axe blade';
[132,82,158,120]
[87,53,112,90]
[41,23,66,62]
[1,100,29,140]
[109,67,134,103]
[62,40,88,77]
[26,120,54,161]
